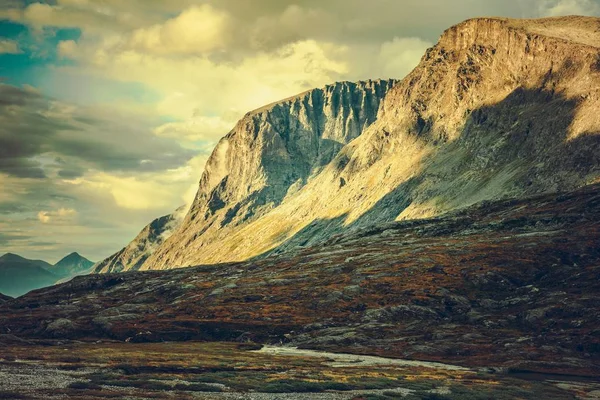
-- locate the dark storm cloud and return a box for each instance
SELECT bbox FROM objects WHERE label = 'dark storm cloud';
[0,158,46,178]
[0,83,196,178]
[0,231,32,245]
[0,83,39,105]
[57,168,84,179]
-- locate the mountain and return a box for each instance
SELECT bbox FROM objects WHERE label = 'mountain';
[0,252,94,297]
[51,252,94,278]
[2,14,600,379]
[98,79,397,272]
[0,293,12,303]
[102,16,599,272]
[94,206,186,273]
[0,253,58,297]
[2,184,599,375]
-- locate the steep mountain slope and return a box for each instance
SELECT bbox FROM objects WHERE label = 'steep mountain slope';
[97,79,397,272]
[136,16,600,270]
[51,252,94,278]
[2,184,599,375]
[94,206,185,273]
[0,293,12,303]
[0,253,58,297]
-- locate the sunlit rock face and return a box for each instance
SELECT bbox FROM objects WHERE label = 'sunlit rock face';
[110,79,397,271]
[109,16,600,271]
[94,206,185,273]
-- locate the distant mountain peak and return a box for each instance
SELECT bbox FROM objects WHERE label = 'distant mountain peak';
[0,253,26,262]
[52,252,94,278]
[55,252,89,265]
[0,254,56,297]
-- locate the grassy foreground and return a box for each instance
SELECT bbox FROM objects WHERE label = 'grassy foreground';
[0,341,595,399]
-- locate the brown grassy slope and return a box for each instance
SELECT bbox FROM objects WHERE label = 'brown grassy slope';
[1,184,599,375]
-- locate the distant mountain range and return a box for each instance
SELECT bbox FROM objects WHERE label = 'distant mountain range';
[0,252,93,297]
[0,292,12,302]
[52,252,95,279]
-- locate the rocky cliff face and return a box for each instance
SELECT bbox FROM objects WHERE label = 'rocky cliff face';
[94,207,185,273]
[115,80,397,270]
[114,16,600,271]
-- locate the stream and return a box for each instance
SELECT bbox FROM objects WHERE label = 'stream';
[254,345,471,371]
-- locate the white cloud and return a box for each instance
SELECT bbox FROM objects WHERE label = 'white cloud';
[57,39,78,58]
[154,115,235,145]
[537,0,600,16]
[74,38,349,120]
[64,153,209,211]
[128,5,232,55]
[38,208,78,224]
[0,39,22,54]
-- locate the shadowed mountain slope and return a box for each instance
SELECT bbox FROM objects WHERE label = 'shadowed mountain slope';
[51,252,94,278]
[0,254,57,297]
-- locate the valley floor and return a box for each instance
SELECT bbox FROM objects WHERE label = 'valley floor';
[2,186,600,399]
[0,341,598,400]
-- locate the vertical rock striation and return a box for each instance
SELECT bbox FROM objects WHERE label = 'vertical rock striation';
[141,80,398,269]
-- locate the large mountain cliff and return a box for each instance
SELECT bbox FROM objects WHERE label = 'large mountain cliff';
[99,79,397,272]
[107,16,600,271]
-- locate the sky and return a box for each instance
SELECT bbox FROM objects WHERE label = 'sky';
[0,0,599,263]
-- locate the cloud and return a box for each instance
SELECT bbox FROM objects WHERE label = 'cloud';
[127,5,232,55]
[376,37,433,79]
[249,5,342,50]
[154,115,236,146]
[0,39,22,54]
[0,1,136,34]
[57,39,77,58]
[0,83,211,261]
[37,207,77,224]
[59,152,208,212]
[0,84,196,179]
[73,38,349,121]
[536,0,600,16]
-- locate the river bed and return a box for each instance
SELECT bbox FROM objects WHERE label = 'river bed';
[254,345,472,371]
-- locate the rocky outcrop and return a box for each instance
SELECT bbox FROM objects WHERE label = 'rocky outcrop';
[114,16,600,270]
[94,206,185,273]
